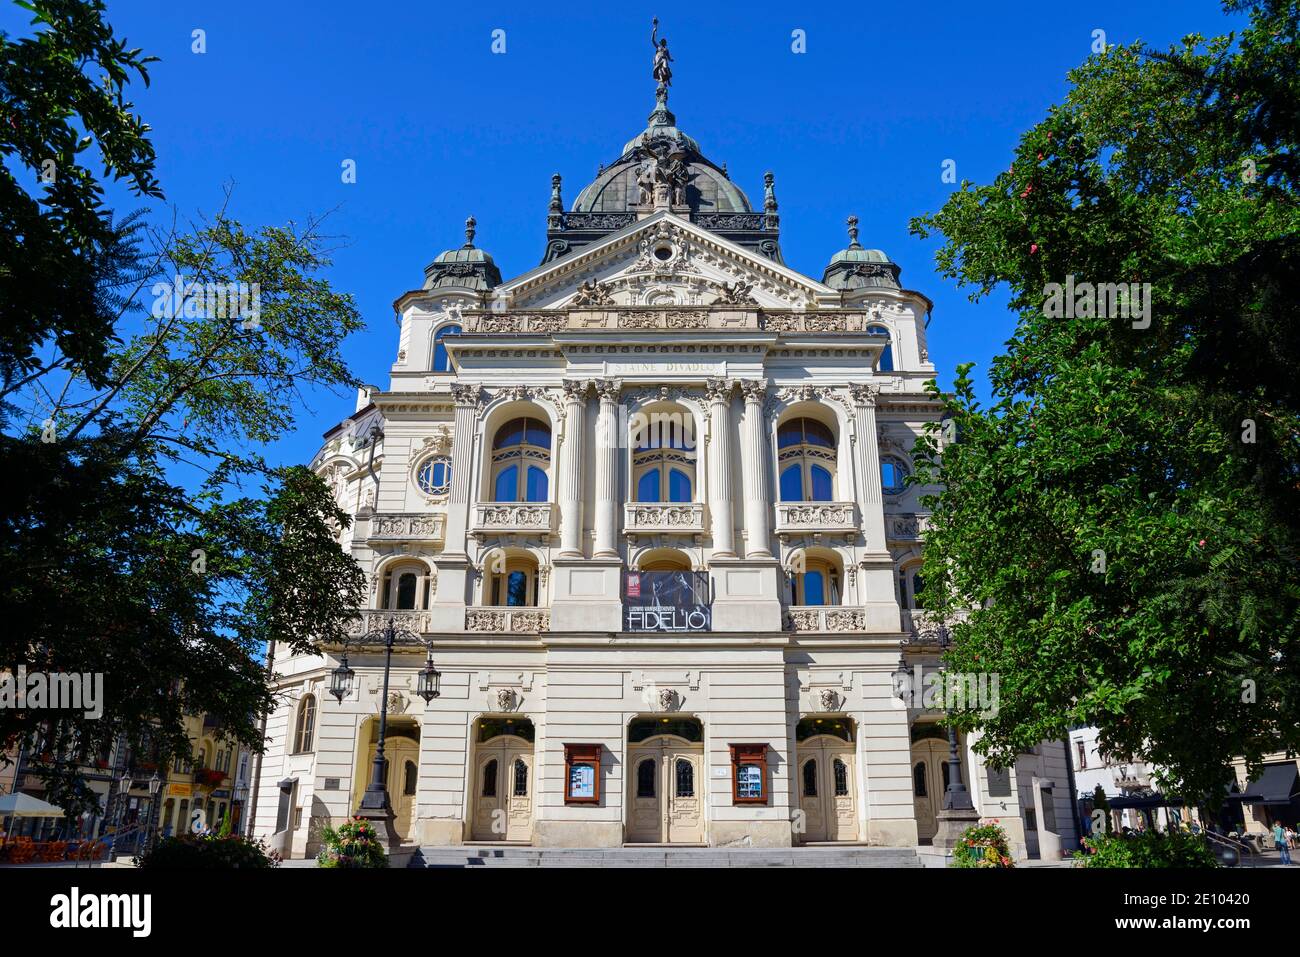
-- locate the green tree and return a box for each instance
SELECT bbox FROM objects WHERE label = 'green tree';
[909,0,1300,802]
[0,0,162,390]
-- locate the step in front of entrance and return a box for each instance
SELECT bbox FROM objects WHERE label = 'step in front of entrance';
[408,846,922,868]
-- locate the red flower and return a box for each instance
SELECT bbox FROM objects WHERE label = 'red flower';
[1030,244,1039,254]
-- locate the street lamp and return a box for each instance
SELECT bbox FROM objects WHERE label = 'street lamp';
[144,770,162,852]
[416,644,441,703]
[329,650,355,704]
[348,615,426,847]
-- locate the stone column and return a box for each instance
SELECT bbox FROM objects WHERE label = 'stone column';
[706,378,736,557]
[738,378,772,558]
[850,383,888,551]
[441,384,480,557]
[558,379,588,558]
[593,378,620,558]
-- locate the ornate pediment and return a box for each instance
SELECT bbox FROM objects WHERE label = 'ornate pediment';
[497,212,833,311]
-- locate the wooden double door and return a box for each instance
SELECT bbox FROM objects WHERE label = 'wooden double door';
[626,737,705,844]
[797,736,858,842]
[471,735,534,841]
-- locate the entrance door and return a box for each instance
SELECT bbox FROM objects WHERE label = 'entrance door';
[797,736,858,842]
[357,728,420,842]
[912,735,971,844]
[626,737,704,844]
[471,735,534,841]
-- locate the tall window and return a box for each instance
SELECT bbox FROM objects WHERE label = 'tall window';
[293,695,316,754]
[803,759,818,797]
[777,418,837,502]
[898,566,924,609]
[381,565,431,610]
[792,557,841,606]
[637,759,656,798]
[868,325,893,372]
[513,759,529,797]
[632,414,696,502]
[482,759,498,797]
[833,758,849,796]
[491,417,551,502]
[432,325,461,373]
[486,554,539,607]
[675,758,694,798]
[913,762,927,797]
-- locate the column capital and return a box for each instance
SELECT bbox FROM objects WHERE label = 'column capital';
[451,383,482,408]
[738,378,768,404]
[593,378,622,402]
[705,377,734,403]
[562,378,590,402]
[849,382,879,407]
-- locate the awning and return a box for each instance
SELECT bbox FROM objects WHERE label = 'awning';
[0,792,66,818]
[1239,762,1300,806]
[1103,794,1183,810]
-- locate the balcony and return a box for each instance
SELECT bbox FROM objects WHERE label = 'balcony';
[901,609,970,645]
[366,512,445,545]
[344,609,430,642]
[470,502,556,540]
[623,502,707,539]
[783,606,869,633]
[464,607,551,633]
[774,502,859,542]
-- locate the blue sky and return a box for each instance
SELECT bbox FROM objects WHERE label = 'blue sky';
[6,0,1245,468]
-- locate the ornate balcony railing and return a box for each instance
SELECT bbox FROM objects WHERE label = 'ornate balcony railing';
[783,605,869,633]
[887,513,929,541]
[774,501,859,541]
[901,609,970,645]
[365,512,446,545]
[623,501,707,536]
[464,607,551,634]
[470,502,556,538]
[458,308,877,335]
[344,610,430,642]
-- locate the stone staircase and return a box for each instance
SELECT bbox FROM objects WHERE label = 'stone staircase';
[408,845,922,868]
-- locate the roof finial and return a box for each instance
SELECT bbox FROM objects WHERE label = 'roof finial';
[763,171,778,212]
[651,18,673,98]
[846,215,861,248]
[548,175,564,229]
[464,215,476,248]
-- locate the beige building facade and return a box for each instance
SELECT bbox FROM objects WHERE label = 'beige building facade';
[253,77,1078,861]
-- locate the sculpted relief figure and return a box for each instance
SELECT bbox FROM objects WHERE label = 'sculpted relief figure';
[651,18,673,91]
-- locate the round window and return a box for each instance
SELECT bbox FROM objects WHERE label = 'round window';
[653,244,673,262]
[417,457,451,495]
[881,456,909,495]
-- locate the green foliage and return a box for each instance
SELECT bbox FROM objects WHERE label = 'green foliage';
[908,0,1300,801]
[950,822,1015,868]
[1075,830,1218,868]
[1092,785,1114,836]
[316,818,390,869]
[135,832,280,869]
[0,0,162,388]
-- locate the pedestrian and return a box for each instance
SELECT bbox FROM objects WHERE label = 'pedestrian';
[1273,821,1292,865]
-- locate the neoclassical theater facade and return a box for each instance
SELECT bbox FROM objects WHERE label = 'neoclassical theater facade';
[253,68,1078,859]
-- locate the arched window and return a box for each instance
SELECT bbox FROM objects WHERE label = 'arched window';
[631,412,696,503]
[513,759,529,797]
[868,325,893,372]
[491,417,551,502]
[416,457,451,496]
[482,759,498,797]
[833,758,849,796]
[381,564,431,610]
[675,758,694,798]
[293,695,316,754]
[898,566,925,609]
[777,418,837,502]
[404,760,418,796]
[432,325,461,373]
[486,554,539,607]
[803,759,818,797]
[637,759,656,798]
[792,556,841,606]
[913,762,927,797]
[881,455,909,495]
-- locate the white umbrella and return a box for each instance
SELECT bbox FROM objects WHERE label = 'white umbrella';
[0,792,66,841]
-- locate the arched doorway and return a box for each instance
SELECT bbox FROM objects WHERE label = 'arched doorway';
[911,724,972,845]
[795,717,858,842]
[626,716,705,844]
[470,717,535,842]
[353,718,421,843]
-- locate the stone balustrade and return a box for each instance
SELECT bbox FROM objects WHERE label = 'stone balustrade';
[470,502,556,538]
[774,501,859,540]
[464,607,552,634]
[783,605,869,633]
[365,512,446,545]
[901,608,970,644]
[459,308,874,335]
[344,609,430,641]
[623,501,707,536]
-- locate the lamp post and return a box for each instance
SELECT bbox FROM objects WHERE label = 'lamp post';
[143,770,162,853]
[329,616,438,848]
[929,624,980,848]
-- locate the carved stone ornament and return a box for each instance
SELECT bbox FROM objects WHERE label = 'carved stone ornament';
[715,278,758,305]
[572,279,614,306]
[496,687,517,712]
[387,691,409,715]
[819,688,839,712]
[451,383,481,407]
[658,687,678,712]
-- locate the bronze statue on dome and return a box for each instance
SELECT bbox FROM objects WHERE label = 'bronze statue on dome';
[651,18,673,92]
